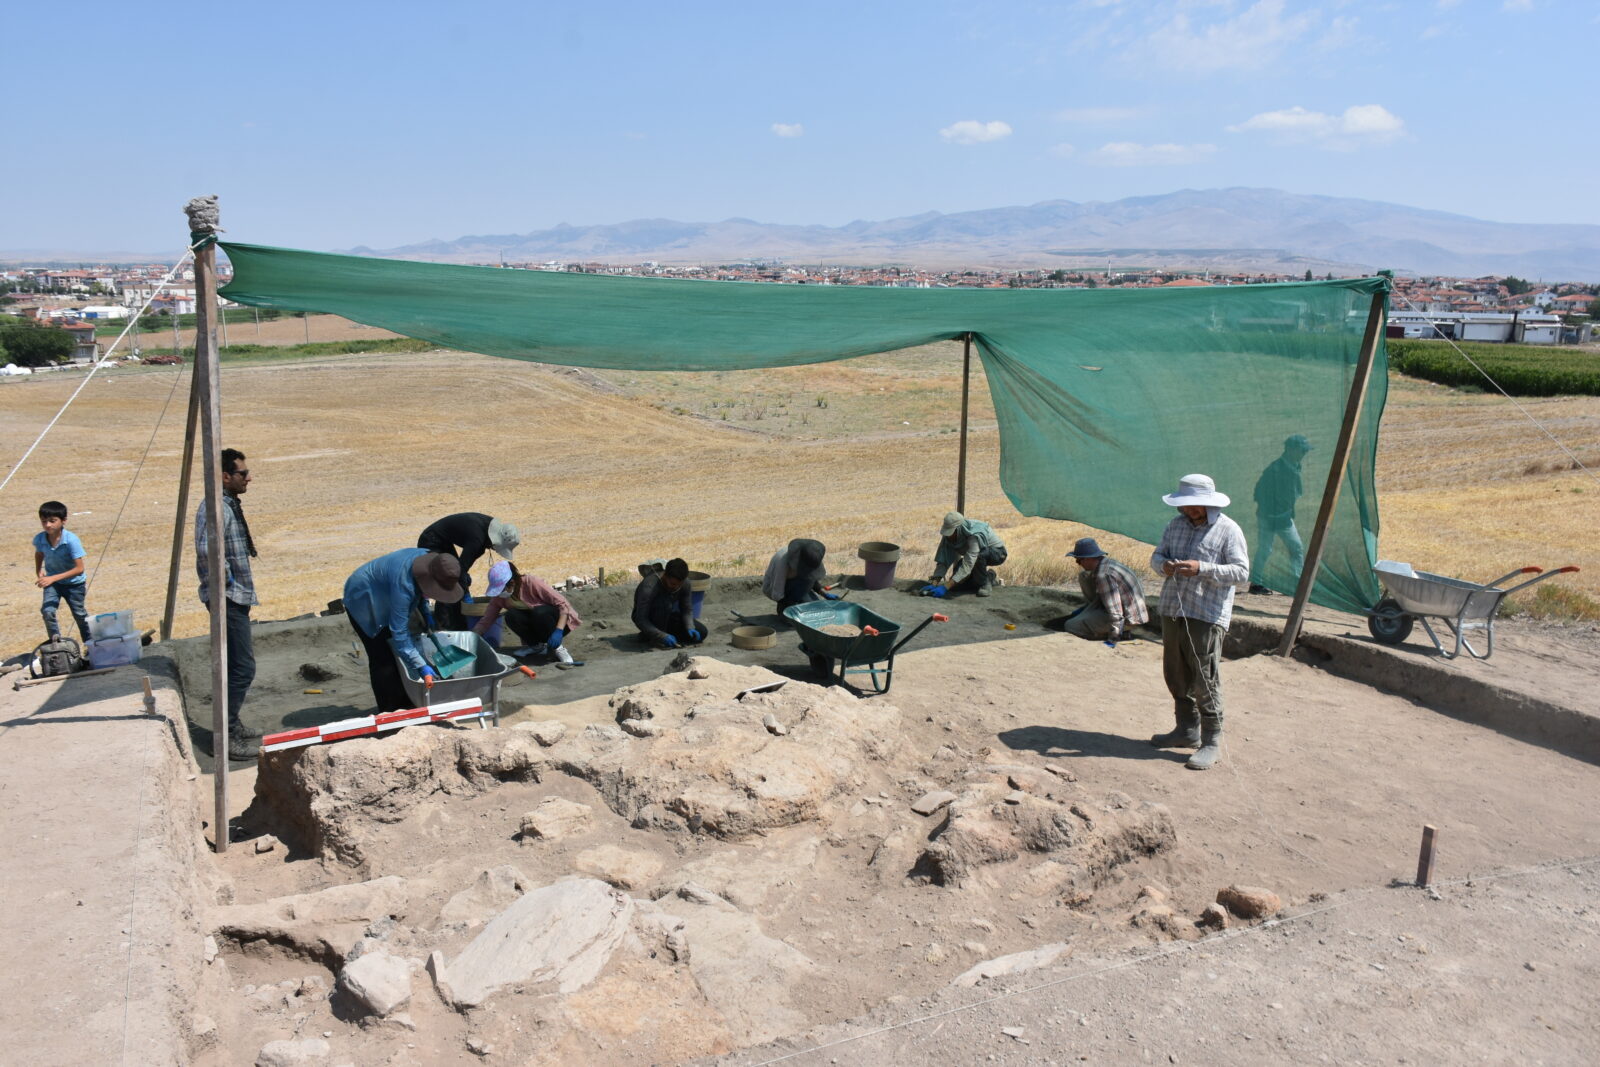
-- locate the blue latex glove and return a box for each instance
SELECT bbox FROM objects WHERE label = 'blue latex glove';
[661,634,679,649]
[420,664,438,680]
[547,628,564,651]
[1102,641,1118,650]
[462,593,475,604]
[927,585,947,599]
[822,592,841,601]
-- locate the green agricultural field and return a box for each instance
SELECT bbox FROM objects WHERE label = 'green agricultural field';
[1388,338,1600,396]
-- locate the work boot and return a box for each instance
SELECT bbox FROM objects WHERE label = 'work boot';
[976,569,995,597]
[1149,712,1201,748]
[230,718,263,741]
[1248,583,1274,596]
[227,735,259,761]
[1186,723,1223,770]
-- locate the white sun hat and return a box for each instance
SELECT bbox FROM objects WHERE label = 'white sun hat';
[1162,473,1231,508]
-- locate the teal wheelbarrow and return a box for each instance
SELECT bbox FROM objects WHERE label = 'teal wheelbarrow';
[782,601,947,694]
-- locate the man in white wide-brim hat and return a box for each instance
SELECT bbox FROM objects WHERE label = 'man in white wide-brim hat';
[1148,473,1251,770]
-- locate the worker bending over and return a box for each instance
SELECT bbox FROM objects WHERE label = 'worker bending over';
[924,511,1006,597]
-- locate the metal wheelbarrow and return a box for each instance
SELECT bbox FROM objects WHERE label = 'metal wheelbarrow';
[1367,560,1581,660]
[782,600,947,694]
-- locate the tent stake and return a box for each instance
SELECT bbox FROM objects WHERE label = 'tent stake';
[1276,287,1388,656]
[160,368,201,641]
[956,332,971,512]
[186,196,231,851]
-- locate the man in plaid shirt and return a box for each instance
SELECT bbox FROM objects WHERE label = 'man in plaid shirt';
[1063,537,1148,643]
[196,447,261,762]
[1148,473,1250,770]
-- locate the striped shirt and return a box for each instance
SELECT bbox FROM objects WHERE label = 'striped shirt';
[1078,556,1150,635]
[1150,510,1250,629]
[195,495,257,606]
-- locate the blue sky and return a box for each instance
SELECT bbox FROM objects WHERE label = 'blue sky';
[7,0,1596,252]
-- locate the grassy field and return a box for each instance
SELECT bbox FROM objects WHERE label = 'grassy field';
[3,323,1597,656]
[1389,338,1600,396]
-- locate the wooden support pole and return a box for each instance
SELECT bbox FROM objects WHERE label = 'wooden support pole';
[160,364,201,641]
[187,197,230,852]
[956,333,972,513]
[1276,287,1389,657]
[1416,824,1438,887]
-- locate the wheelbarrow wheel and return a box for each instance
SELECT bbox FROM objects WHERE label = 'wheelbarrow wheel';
[1368,598,1414,645]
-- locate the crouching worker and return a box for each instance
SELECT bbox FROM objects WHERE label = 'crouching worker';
[763,538,837,612]
[633,558,707,649]
[473,560,583,668]
[1062,538,1149,644]
[924,511,1006,597]
[344,549,464,713]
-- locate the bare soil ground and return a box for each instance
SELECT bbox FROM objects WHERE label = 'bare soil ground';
[3,333,1598,1065]
[2,341,1597,662]
[132,575,1598,1065]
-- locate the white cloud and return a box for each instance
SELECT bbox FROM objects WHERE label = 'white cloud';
[1049,143,1077,158]
[1228,104,1407,148]
[771,123,804,138]
[939,120,1013,145]
[1087,141,1216,166]
[1055,107,1144,123]
[1142,0,1317,73]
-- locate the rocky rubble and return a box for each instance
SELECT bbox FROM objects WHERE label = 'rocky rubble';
[222,656,1197,1063]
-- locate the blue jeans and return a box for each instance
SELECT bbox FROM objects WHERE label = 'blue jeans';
[223,600,256,724]
[41,581,90,642]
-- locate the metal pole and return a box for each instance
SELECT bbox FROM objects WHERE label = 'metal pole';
[956,333,972,513]
[1276,286,1388,656]
[160,363,201,640]
[186,196,230,850]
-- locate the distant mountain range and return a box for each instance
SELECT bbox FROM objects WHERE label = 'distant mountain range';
[350,188,1600,281]
[7,189,1596,280]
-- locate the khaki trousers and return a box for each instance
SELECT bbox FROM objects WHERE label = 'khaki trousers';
[1161,615,1225,728]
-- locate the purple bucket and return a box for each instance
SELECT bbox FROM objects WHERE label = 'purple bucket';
[857,542,901,591]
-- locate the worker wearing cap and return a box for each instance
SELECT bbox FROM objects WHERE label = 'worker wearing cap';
[416,512,520,628]
[1149,474,1250,771]
[1062,537,1149,644]
[924,511,1007,598]
[1249,434,1312,595]
[762,538,837,612]
[344,549,464,713]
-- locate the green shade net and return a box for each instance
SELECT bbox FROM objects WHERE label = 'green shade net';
[221,242,1389,614]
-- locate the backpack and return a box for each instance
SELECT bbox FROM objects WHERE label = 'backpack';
[31,636,85,679]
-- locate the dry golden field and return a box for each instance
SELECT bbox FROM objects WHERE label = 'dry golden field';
[3,316,1597,656]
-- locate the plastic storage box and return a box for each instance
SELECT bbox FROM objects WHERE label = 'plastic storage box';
[88,633,141,668]
[89,609,135,640]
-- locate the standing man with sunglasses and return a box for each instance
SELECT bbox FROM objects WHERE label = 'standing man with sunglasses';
[195,448,262,762]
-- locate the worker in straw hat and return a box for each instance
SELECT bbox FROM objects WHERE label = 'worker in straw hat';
[1149,474,1250,771]
[344,549,465,713]
[415,512,521,629]
[1061,537,1148,644]
[922,511,1007,598]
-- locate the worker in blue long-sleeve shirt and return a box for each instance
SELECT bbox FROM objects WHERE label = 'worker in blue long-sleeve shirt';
[344,549,464,712]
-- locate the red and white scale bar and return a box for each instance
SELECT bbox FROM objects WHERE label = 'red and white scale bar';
[261,698,489,753]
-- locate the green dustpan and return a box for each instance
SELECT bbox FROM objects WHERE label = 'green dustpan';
[429,633,475,679]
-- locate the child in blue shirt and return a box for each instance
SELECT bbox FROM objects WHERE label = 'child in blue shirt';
[33,500,91,643]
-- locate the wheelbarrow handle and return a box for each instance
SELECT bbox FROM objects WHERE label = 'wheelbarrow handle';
[1485,566,1542,587]
[1500,565,1581,597]
[889,612,949,656]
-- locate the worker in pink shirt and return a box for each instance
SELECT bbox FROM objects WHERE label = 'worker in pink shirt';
[472,560,583,669]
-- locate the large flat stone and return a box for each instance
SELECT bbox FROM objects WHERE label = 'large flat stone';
[439,878,633,1008]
